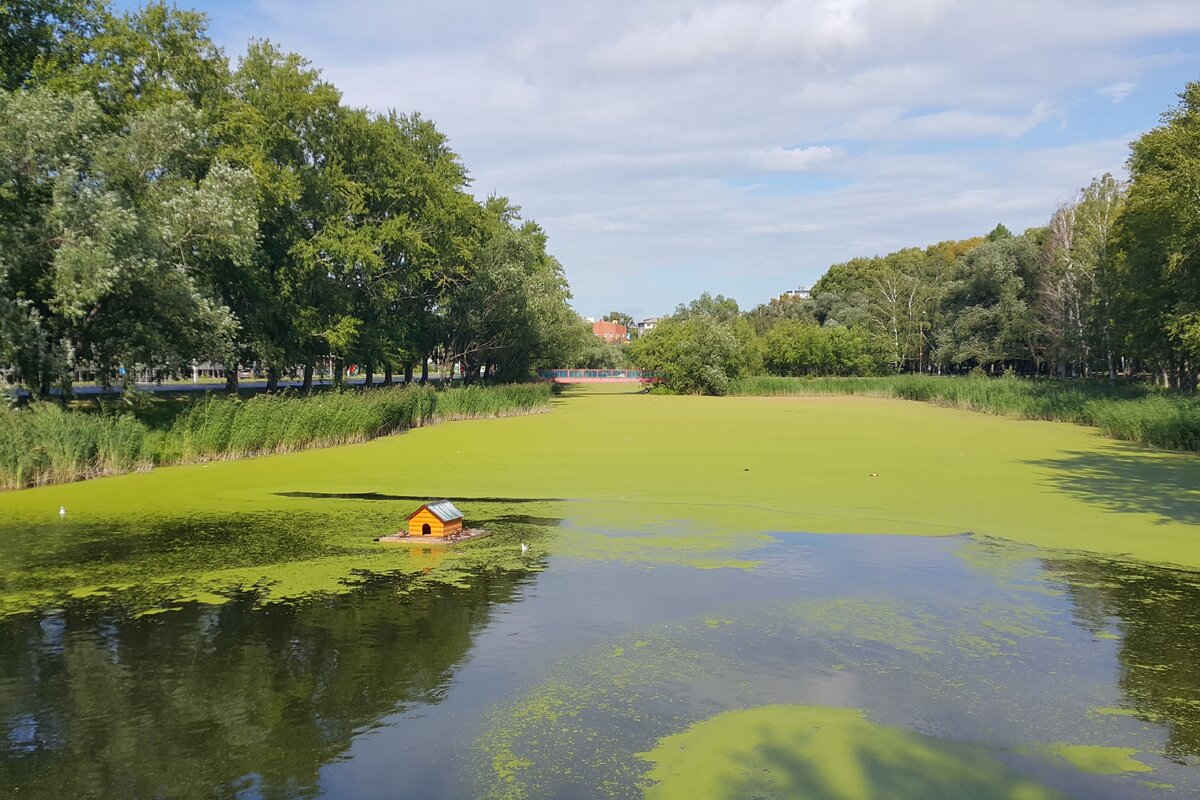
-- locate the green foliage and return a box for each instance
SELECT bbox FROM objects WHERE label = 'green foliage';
[1086,395,1200,451]
[0,383,551,488]
[0,0,102,91]
[602,310,634,330]
[729,374,1200,450]
[440,198,579,382]
[568,338,634,369]
[674,292,741,323]
[0,402,148,486]
[631,314,749,395]
[0,4,579,400]
[1115,80,1200,382]
[0,85,256,395]
[761,319,883,376]
[936,235,1040,370]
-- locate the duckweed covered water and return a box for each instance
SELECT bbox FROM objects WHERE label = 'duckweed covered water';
[4,387,1200,798]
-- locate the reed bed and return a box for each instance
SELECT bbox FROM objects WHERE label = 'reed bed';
[0,383,552,489]
[730,374,1200,451]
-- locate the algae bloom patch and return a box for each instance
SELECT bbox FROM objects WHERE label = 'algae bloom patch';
[639,705,1069,800]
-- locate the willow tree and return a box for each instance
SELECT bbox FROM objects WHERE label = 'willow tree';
[0,89,256,396]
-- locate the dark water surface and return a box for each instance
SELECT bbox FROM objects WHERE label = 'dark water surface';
[3,530,1200,799]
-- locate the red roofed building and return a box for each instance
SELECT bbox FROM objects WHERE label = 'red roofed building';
[592,320,628,343]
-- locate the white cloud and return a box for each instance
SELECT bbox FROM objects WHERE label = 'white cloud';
[203,0,1200,316]
[1098,81,1137,103]
[748,145,845,171]
[900,101,1063,139]
[590,0,953,71]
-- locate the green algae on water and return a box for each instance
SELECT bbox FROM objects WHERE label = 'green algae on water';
[9,383,1200,588]
[639,705,1071,800]
[0,504,561,619]
[1040,743,1152,775]
[773,598,938,656]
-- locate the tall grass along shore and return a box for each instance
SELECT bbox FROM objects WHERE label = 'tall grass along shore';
[731,375,1200,452]
[0,383,552,490]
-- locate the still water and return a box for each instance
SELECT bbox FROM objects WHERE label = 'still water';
[3,526,1200,799]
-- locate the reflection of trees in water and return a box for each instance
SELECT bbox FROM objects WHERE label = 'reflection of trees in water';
[1047,557,1200,762]
[0,570,533,799]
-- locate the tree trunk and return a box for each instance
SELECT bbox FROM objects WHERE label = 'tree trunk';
[266,364,280,393]
[364,362,374,388]
[383,363,393,385]
[333,359,344,387]
[224,363,239,394]
[405,362,414,384]
[302,363,313,393]
[420,358,429,385]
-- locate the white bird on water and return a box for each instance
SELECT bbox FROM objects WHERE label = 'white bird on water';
[520,543,528,554]
[59,506,66,518]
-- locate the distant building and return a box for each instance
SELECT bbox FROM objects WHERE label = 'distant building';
[636,317,661,336]
[593,320,629,343]
[783,287,811,300]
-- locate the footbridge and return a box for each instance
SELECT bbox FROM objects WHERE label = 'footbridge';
[537,369,655,384]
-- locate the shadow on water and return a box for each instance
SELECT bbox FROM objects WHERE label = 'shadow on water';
[0,570,538,799]
[1026,446,1200,525]
[19,512,333,570]
[0,508,561,620]
[728,724,1062,800]
[1047,556,1200,762]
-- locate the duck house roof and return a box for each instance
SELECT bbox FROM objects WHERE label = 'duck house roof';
[408,500,463,522]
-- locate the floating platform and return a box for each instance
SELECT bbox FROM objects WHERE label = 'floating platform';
[377,528,490,546]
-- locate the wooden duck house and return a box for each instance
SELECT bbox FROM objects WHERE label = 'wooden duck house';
[407,500,464,538]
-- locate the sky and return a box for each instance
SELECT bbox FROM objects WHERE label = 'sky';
[132,0,1200,320]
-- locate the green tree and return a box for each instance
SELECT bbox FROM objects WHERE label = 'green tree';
[743,292,816,336]
[1117,81,1200,388]
[674,292,740,323]
[0,0,101,90]
[215,40,345,390]
[1036,175,1126,378]
[440,198,577,383]
[762,320,880,377]
[631,314,746,395]
[603,311,634,329]
[34,2,229,121]
[936,235,1040,373]
[0,88,256,395]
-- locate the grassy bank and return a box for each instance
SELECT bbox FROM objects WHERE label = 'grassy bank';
[730,375,1200,451]
[0,383,552,489]
[6,385,1200,616]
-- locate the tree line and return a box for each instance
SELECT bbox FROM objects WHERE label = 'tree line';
[633,80,1200,394]
[0,1,595,398]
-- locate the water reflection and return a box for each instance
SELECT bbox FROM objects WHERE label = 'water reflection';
[0,569,536,799]
[4,531,1200,799]
[1047,556,1200,762]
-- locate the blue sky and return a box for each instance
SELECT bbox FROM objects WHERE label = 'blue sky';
[124,1,1200,320]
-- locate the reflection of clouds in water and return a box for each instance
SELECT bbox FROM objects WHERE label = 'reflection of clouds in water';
[475,542,1200,799]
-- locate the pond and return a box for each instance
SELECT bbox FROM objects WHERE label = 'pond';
[3,517,1199,799]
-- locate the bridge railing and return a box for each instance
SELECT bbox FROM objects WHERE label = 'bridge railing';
[537,369,657,382]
